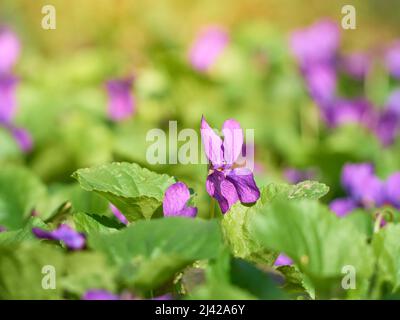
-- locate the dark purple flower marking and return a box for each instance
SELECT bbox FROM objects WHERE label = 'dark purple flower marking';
[163,182,197,218]
[274,254,293,267]
[329,197,358,217]
[32,224,85,250]
[189,26,229,72]
[201,116,260,214]
[105,77,135,121]
[109,204,128,225]
[0,27,20,74]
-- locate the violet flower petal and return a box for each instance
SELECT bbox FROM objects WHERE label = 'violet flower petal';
[385,172,400,208]
[0,27,20,74]
[289,19,339,67]
[200,116,223,167]
[274,254,293,266]
[33,224,85,250]
[0,75,18,123]
[189,26,229,72]
[163,182,197,218]
[109,204,128,225]
[83,290,119,300]
[329,198,358,217]
[226,168,260,204]
[105,78,135,121]
[385,41,400,79]
[340,52,371,80]
[10,126,33,152]
[222,118,243,166]
[206,170,239,214]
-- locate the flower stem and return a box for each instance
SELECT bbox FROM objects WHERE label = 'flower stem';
[209,198,216,219]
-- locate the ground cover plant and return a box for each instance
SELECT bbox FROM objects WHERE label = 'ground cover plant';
[1,0,400,300]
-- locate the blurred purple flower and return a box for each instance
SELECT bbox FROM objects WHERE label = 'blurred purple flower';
[82,290,172,300]
[384,41,400,79]
[341,163,384,208]
[105,77,135,121]
[385,172,400,209]
[274,254,293,267]
[0,27,20,74]
[284,168,316,184]
[109,204,128,225]
[386,89,400,117]
[201,116,260,213]
[373,110,400,146]
[83,290,119,300]
[0,75,18,124]
[189,26,229,72]
[9,126,33,152]
[322,98,374,128]
[340,52,371,80]
[289,19,340,67]
[0,226,6,232]
[329,198,357,217]
[32,224,85,250]
[304,64,337,105]
[163,182,197,218]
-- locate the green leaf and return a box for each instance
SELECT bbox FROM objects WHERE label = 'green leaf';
[372,224,400,295]
[230,259,287,299]
[0,217,47,246]
[72,162,175,222]
[221,182,329,264]
[88,217,223,290]
[73,212,120,235]
[0,166,47,230]
[0,244,64,299]
[61,251,116,296]
[251,197,374,298]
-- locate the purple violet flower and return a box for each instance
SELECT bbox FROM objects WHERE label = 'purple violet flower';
[322,98,374,128]
[105,77,135,121]
[385,172,400,209]
[329,197,358,217]
[163,182,197,218]
[9,126,33,152]
[304,64,337,105]
[274,254,293,267]
[284,168,316,184]
[109,204,128,225]
[340,52,371,80]
[373,110,400,147]
[32,224,86,250]
[0,27,20,74]
[201,116,260,214]
[384,41,400,79]
[189,26,229,72]
[83,290,120,300]
[289,19,340,67]
[0,75,18,123]
[341,163,385,208]
[386,89,400,117]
